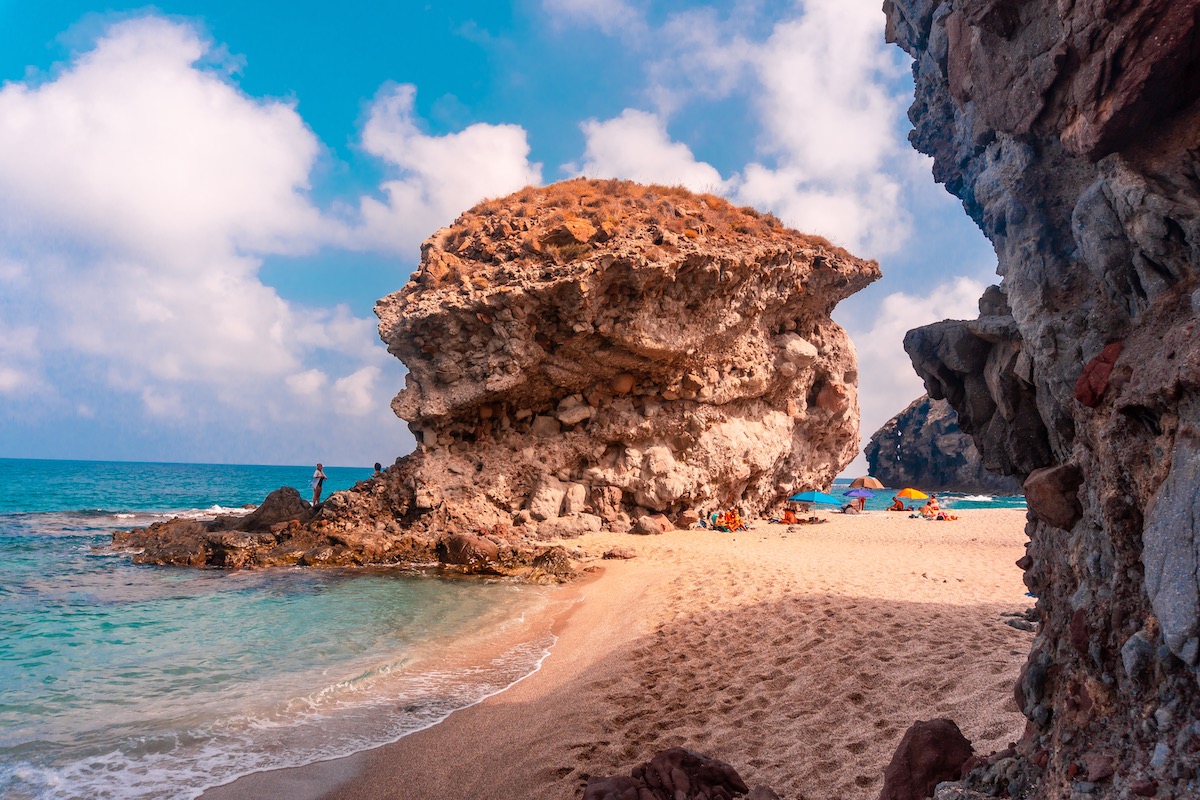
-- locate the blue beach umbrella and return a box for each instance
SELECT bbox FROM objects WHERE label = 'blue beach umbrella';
[788,490,842,505]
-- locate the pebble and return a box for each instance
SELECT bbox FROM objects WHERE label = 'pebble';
[1150,741,1170,769]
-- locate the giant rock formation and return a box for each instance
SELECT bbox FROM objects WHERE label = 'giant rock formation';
[378,179,878,536]
[866,394,1023,494]
[887,0,1200,796]
[114,179,878,574]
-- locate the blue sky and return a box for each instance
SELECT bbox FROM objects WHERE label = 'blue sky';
[0,0,996,472]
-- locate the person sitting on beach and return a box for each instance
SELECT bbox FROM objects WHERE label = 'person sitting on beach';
[782,509,798,524]
[888,496,906,511]
[841,503,860,514]
[919,500,938,518]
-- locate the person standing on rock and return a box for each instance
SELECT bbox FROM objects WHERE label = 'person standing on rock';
[311,463,327,505]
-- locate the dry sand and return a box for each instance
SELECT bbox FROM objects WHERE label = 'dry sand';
[203,508,1032,800]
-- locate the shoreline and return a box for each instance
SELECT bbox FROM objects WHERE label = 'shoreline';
[203,509,1032,800]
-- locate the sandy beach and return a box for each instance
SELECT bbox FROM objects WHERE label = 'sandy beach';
[204,508,1032,800]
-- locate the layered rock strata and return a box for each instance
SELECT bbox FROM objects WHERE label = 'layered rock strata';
[886,0,1200,796]
[113,179,877,575]
[866,394,1023,493]
[376,179,879,535]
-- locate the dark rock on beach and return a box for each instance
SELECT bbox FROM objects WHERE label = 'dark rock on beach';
[210,485,316,531]
[866,395,1023,493]
[111,481,568,580]
[879,719,973,800]
[583,747,779,800]
[886,0,1200,795]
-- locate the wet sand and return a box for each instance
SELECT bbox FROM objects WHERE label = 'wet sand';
[203,508,1032,800]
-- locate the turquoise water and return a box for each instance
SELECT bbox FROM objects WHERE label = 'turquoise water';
[830,478,1026,511]
[0,459,552,800]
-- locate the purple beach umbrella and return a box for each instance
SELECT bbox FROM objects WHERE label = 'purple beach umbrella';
[843,488,876,498]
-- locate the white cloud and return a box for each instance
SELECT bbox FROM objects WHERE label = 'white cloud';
[736,165,908,255]
[571,109,730,193]
[750,3,907,183]
[0,257,27,284]
[287,369,328,396]
[334,366,381,416]
[0,323,42,396]
[0,17,329,263]
[646,8,755,114]
[542,0,646,37]
[351,84,543,256]
[141,386,185,418]
[0,16,397,445]
[561,0,917,257]
[0,367,29,394]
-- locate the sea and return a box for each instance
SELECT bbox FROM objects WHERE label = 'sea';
[0,458,557,800]
[829,478,1027,512]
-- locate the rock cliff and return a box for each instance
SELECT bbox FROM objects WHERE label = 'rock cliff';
[866,394,1023,493]
[113,179,878,574]
[377,179,878,535]
[885,0,1200,796]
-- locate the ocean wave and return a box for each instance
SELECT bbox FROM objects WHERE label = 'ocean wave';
[2,505,255,533]
[0,635,555,800]
[958,495,994,502]
[167,505,254,521]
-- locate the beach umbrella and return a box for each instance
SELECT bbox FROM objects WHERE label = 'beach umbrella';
[843,488,876,498]
[896,487,929,500]
[788,490,843,505]
[849,476,885,489]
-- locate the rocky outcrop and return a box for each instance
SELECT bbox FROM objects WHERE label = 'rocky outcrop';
[112,180,876,577]
[879,719,974,800]
[885,0,1200,796]
[111,477,575,581]
[866,394,1023,493]
[376,178,878,535]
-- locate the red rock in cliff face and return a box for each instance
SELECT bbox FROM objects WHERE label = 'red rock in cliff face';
[886,0,1200,797]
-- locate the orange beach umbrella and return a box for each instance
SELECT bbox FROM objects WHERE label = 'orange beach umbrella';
[896,487,929,500]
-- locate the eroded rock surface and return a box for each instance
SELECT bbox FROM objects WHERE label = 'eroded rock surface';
[112,180,876,578]
[866,394,1023,493]
[111,483,575,580]
[377,179,878,535]
[886,0,1200,796]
